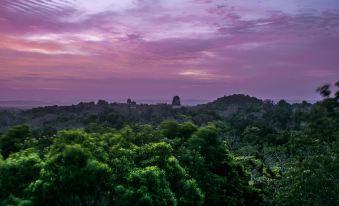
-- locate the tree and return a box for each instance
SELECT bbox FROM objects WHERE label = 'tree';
[0,125,31,158]
[160,120,180,139]
[317,84,331,97]
[97,99,109,105]
[0,149,41,203]
[275,143,339,206]
[160,121,198,139]
[30,144,112,206]
[0,121,262,205]
[135,142,204,205]
[116,166,177,206]
[180,125,261,205]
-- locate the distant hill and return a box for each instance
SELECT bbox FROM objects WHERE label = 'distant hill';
[199,94,263,109]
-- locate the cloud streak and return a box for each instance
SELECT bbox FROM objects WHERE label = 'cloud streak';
[0,0,338,102]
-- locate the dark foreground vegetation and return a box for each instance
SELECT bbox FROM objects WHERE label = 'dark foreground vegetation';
[0,82,338,206]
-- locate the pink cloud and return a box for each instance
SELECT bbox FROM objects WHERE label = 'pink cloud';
[0,0,339,102]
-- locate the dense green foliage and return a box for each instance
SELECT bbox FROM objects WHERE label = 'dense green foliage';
[0,123,260,206]
[0,82,338,205]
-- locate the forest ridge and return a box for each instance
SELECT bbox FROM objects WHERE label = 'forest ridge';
[0,82,338,205]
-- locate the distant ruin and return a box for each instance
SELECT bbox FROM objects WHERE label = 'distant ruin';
[171,96,181,109]
[127,98,137,109]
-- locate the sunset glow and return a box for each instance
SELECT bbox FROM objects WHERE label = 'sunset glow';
[1,0,338,103]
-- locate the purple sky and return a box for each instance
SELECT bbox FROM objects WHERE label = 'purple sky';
[0,0,338,103]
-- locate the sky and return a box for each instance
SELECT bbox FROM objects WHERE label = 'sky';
[0,0,339,104]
